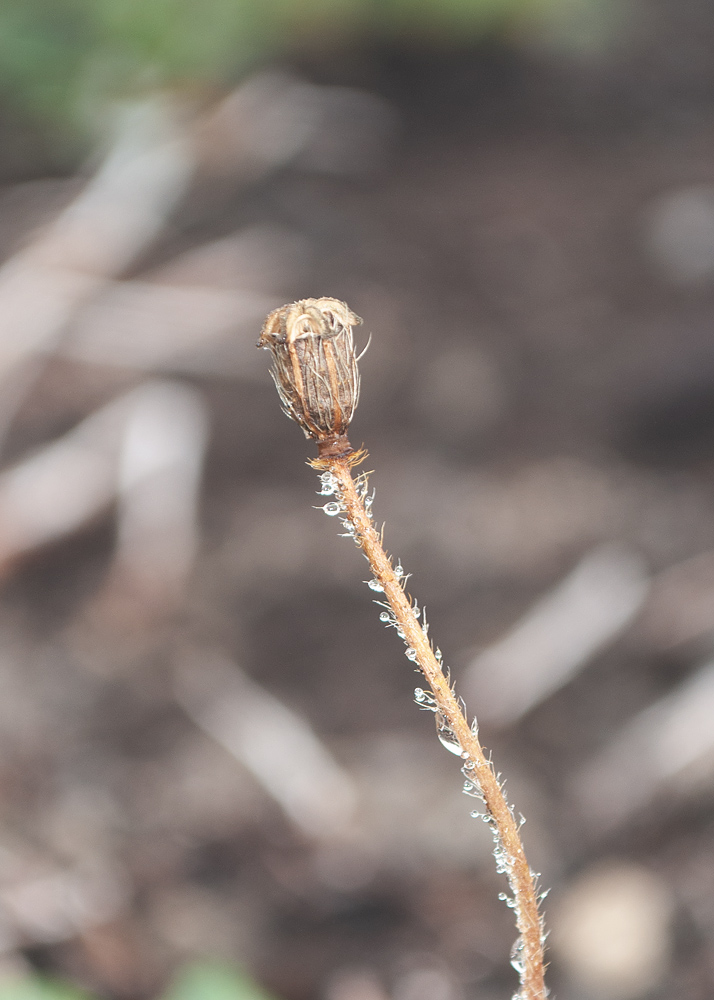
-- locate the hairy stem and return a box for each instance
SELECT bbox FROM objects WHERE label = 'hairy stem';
[315,451,547,1000]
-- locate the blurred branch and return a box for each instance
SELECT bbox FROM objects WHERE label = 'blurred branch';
[62,281,277,378]
[636,550,714,651]
[0,97,195,445]
[0,381,208,599]
[462,545,650,727]
[572,658,714,834]
[175,651,359,841]
[0,853,126,957]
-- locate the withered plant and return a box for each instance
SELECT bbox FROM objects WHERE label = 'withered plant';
[258,298,548,1000]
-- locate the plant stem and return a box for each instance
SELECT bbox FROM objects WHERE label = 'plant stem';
[258,297,547,999]
[315,451,548,1000]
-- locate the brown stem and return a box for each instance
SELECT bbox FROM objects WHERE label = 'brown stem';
[316,451,548,1000]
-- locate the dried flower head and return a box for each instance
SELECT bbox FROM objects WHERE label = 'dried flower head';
[258,297,362,455]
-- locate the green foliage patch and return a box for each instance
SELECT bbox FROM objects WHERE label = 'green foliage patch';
[0,963,279,1000]
[0,0,578,138]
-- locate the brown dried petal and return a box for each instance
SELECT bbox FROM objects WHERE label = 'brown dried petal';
[258,298,362,445]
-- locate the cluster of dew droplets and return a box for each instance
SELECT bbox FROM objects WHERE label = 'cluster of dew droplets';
[317,471,546,1000]
[510,928,549,1000]
[364,535,433,669]
[316,471,358,541]
[352,473,375,542]
[459,714,547,997]
[413,686,438,712]
[460,717,481,803]
[316,472,344,518]
[461,748,548,1000]
[321,468,430,670]
[349,474,539,990]
[318,471,339,496]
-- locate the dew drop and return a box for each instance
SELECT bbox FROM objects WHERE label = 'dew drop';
[394,562,404,579]
[470,717,479,738]
[412,605,420,619]
[510,938,525,975]
[463,760,475,771]
[396,627,405,639]
[319,474,339,495]
[379,611,391,622]
[367,579,384,591]
[436,714,463,756]
[405,648,418,661]
[414,687,425,702]
[323,502,341,516]
[460,750,470,760]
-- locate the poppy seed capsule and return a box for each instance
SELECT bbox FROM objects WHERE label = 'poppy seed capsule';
[258,298,362,454]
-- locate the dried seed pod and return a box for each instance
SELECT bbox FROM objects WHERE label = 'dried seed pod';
[258,298,362,455]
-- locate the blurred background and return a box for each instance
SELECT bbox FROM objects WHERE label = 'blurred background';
[2,1,714,998]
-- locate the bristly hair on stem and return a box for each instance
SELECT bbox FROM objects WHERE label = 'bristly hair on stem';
[258,298,548,1000]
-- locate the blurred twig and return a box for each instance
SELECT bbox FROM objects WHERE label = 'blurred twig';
[573,658,714,834]
[462,545,650,727]
[0,97,195,447]
[175,651,359,841]
[0,380,208,599]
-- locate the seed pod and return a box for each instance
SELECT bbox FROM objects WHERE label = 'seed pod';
[258,298,362,454]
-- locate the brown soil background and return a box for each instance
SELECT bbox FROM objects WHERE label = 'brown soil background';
[3,15,714,1000]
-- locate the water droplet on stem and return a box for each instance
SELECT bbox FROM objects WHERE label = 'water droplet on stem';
[436,713,463,755]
